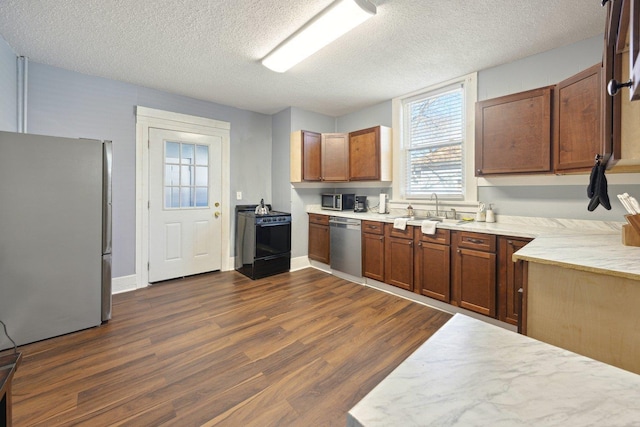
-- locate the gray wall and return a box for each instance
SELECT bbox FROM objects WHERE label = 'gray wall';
[26,62,272,278]
[0,38,16,132]
[337,100,392,132]
[478,35,603,101]
[272,107,292,213]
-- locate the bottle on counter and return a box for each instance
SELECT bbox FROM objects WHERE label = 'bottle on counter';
[486,204,495,223]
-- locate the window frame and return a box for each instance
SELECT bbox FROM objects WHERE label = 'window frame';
[392,73,477,203]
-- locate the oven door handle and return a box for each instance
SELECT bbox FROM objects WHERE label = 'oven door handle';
[257,222,290,227]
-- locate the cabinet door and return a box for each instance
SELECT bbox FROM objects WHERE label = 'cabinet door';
[321,133,349,181]
[498,237,530,326]
[362,232,384,281]
[308,223,329,264]
[554,64,603,172]
[455,248,496,317]
[475,87,553,175]
[349,126,380,180]
[302,131,322,181]
[415,241,450,301]
[385,236,414,291]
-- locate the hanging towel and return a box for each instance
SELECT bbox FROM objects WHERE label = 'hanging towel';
[587,157,611,212]
[393,218,408,230]
[421,220,438,235]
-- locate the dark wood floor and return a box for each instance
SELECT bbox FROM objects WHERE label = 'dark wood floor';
[7,268,451,426]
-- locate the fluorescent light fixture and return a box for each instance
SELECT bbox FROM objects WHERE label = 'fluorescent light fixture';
[262,0,376,73]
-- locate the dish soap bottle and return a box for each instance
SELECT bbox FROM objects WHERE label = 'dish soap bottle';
[475,202,486,222]
[407,204,414,218]
[486,204,495,223]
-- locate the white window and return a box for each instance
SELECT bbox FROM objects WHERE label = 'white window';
[393,73,477,202]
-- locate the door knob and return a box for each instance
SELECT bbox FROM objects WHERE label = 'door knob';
[215,202,220,207]
[607,78,633,96]
[214,212,220,218]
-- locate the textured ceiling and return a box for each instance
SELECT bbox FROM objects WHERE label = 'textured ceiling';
[0,0,606,116]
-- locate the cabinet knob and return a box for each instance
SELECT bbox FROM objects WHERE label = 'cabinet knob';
[457,249,461,253]
[507,240,513,245]
[607,78,633,96]
[379,236,383,241]
[476,169,482,175]
[418,242,422,247]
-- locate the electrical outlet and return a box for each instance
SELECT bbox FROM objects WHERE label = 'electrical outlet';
[236,191,242,200]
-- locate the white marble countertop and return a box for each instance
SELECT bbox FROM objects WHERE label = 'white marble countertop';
[306,206,640,280]
[347,314,640,427]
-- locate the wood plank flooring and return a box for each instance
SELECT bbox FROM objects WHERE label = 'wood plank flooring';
[7,268,451,426]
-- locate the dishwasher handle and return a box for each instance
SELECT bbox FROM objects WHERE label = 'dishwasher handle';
[329,218,361,230]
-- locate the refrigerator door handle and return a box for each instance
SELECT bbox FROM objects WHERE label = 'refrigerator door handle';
[102,141,113,255]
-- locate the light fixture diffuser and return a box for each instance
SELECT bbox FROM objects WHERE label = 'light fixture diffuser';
[262,0,376,73]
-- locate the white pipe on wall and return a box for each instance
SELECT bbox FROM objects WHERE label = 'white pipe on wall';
[16,56,28,133]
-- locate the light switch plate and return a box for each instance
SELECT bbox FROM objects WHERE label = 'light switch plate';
[236,191,242,200]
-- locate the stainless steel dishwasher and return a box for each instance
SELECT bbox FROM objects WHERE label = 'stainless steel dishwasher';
[329,216,362,278]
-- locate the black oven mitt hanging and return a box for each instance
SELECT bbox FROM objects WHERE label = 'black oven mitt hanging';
[587,156,611,211]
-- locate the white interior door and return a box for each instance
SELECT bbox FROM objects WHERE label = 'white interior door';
[148,128,222,282]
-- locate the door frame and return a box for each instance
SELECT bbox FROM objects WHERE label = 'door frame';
[135,106,231,288]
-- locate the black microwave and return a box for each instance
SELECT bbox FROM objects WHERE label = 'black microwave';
[321,193,355,211]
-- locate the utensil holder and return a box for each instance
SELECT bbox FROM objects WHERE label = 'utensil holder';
[622,214,640,247]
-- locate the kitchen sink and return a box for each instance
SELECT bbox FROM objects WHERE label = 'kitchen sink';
[392,216,443,222]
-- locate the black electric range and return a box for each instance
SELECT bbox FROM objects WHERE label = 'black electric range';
[234,205,292,279]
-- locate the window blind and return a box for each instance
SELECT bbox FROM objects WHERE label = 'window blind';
[404,86,464,198]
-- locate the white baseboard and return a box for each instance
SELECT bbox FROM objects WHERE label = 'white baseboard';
[112,274,138,294]
[290,256,311,272]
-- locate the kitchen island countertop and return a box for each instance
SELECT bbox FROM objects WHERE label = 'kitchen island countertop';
[347,314,640,427]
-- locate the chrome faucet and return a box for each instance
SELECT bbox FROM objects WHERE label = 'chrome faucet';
[431,193,439,217]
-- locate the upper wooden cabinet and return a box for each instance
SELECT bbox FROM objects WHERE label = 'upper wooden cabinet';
[554,64,605,172]
[291,126,391,182]
[604,0,640,172]
[321,133,349,182]
[475,87,553,176]
[291,130,322,182]
[348,126,392,181]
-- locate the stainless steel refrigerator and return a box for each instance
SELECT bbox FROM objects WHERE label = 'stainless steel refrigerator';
[0,131,112,350]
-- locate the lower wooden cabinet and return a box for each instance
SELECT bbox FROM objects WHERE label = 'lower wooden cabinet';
[362,221,385,281]
[384,224,414,291]
[308,213,330,264]
[452,231,497,317]
[414,228,451,302]
[497,236,532,326]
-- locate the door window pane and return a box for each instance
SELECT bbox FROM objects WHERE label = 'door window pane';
[165,165,179,186]
[195,187,208,207]
[196,145,208,165]
[166,142,180,163]
[164,141,209,209]
[195,166,208,186]
[165,187,180,208]
[181,144,195,164]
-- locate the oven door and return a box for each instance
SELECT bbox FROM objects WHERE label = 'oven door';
[255,221,291,259]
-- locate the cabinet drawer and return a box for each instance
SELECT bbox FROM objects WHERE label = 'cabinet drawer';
[385,223,414,239]
[362,220,384,235]
[414,228,450,245]
[458,231,496,252]
[308,213,329,225]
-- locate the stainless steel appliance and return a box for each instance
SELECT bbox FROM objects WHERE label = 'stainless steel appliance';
[235,204,292,279]
[0,131,112,351]
[354,195,367,212]
[321,193,355,211]
[329,216,362,278]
